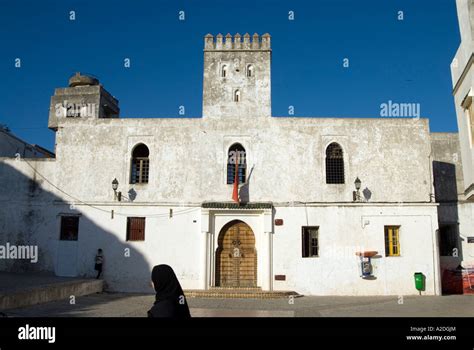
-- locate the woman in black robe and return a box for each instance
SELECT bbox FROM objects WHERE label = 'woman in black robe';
[147,264,191,318]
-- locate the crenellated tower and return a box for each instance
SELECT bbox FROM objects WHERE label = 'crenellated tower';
[202,33,271,118]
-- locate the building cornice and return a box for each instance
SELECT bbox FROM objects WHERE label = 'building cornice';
[465,183,474,199]
[204,49,271,53]
[453,53,474,95]
[49,200,438,208]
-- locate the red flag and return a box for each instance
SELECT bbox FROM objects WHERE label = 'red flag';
[232,154,239,203]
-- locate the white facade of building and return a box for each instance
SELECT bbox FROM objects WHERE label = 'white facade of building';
[2,23,474,296]
[452,0,474,200]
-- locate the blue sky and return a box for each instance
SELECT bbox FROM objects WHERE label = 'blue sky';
[0,0,462,151]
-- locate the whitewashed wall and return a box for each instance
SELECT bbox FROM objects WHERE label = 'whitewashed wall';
[452,0,474,197]
[0,155,441,295]
[272,205,440,296]
[0,112,443,296]
[53,116,433,205]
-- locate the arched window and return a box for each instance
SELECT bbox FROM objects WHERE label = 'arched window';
[325,143,344,184]
[131,144,150,184]
[227,143,246,184]
[246,64,254,77]
[234,89,241,102]
[221,65,228,78]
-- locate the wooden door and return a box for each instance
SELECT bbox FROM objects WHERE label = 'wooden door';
[216,221,257,287]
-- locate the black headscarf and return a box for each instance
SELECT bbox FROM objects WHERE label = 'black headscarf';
[148,264,191,318]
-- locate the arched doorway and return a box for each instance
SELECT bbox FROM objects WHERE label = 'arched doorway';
[216,220,257,287]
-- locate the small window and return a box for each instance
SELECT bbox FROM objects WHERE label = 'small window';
[60,216,79,241]
[302,226,319,257]
[234,89,241,102]
[221,65,227,78]
[227,143,246,184]
[325,143,345,184]
[131,144,149,184]
[246,65,254,77]
[127,217,145,241]
[439,224,459,256]
[384,226,400,257]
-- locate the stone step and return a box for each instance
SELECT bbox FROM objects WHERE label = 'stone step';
[0,279,104,311]
[209,286,263,291]
[185,288,300,299]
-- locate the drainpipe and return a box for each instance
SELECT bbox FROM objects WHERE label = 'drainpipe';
[429,152,435,202]
[203,230,209,290]
[269,231,273,291]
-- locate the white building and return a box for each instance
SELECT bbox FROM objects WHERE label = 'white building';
[1,24,473,296]
[446,0,474,294]
[0,126,54,158]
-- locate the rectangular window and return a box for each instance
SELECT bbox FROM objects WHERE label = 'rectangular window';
[127,217,145,241]
[131,158,149,184]
[439,224,459,256]
[384,226,400,257]
[302,226,319,257]
[60,216,79,241]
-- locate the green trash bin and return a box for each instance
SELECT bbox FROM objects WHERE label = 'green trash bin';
[414,272,425,294]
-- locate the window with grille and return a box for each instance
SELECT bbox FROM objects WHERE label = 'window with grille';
[439,224,459,256]
[60,216,79,241]
[302,226,319,257]
[325,143,345,184]
[127,217,145,241]
[227,143,246,184]
[384,226,400,256]
[130,144,149,184]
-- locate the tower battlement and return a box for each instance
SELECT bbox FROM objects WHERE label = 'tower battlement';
[204,33,271,51]
[202,32,271,118]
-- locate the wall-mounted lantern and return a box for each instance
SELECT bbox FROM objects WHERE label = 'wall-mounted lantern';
[112,178,122,202]
[353,177,362,202]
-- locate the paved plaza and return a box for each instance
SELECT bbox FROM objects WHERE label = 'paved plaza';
[3,293,474,317]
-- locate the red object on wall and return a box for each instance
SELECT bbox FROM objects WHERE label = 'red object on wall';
[441,267,474,295]
[462,268,474,294]
[232,154,239,203]
[275,275,286,281]
[355,251,378,258]
[275,219,283,226]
